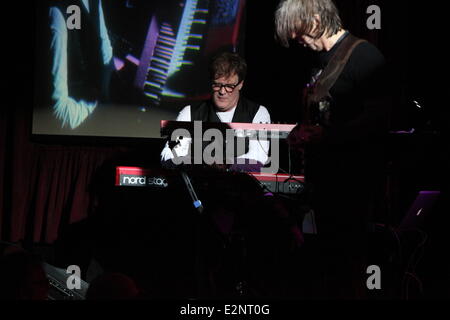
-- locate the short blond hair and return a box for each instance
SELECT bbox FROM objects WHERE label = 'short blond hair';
[275,0,343,47]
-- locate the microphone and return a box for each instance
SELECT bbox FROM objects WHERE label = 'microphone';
[180,171,204,214]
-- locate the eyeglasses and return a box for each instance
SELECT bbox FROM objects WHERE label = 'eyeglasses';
[211,81,241,93]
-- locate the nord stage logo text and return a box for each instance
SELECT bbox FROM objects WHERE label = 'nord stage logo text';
[120,175,168,188]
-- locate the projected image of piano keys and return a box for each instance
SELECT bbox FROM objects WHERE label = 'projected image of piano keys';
[141,0,209,104]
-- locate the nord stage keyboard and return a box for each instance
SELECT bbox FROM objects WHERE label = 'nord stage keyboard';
[160,120,297,139]
[115,166,304,194]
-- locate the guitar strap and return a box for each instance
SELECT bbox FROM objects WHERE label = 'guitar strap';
[305,34,366,125]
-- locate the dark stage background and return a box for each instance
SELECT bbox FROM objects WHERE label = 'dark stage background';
[1,0,449,299]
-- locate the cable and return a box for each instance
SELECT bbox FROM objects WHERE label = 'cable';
[388,226,403,264]
[277,167,305,186]
[400,228,428,299]
[288,146,292,176]
[407,230,427,297]
[256,135,270,162]
[245,170,274,196]
[255,138,307,198]
[256,133,300,185]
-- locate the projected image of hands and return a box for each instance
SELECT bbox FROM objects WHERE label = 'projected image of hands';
[33,0,246,138]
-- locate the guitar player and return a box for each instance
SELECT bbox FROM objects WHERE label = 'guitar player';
[275,0,392,299]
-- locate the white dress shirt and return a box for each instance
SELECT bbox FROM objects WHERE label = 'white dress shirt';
[160,104,271,165]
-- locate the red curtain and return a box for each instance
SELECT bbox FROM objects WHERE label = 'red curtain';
[0,106,123,244]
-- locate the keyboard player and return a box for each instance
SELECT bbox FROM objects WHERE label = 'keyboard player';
[160,52,271,172]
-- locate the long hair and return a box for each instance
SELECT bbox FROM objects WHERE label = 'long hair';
[275,0,343,47]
